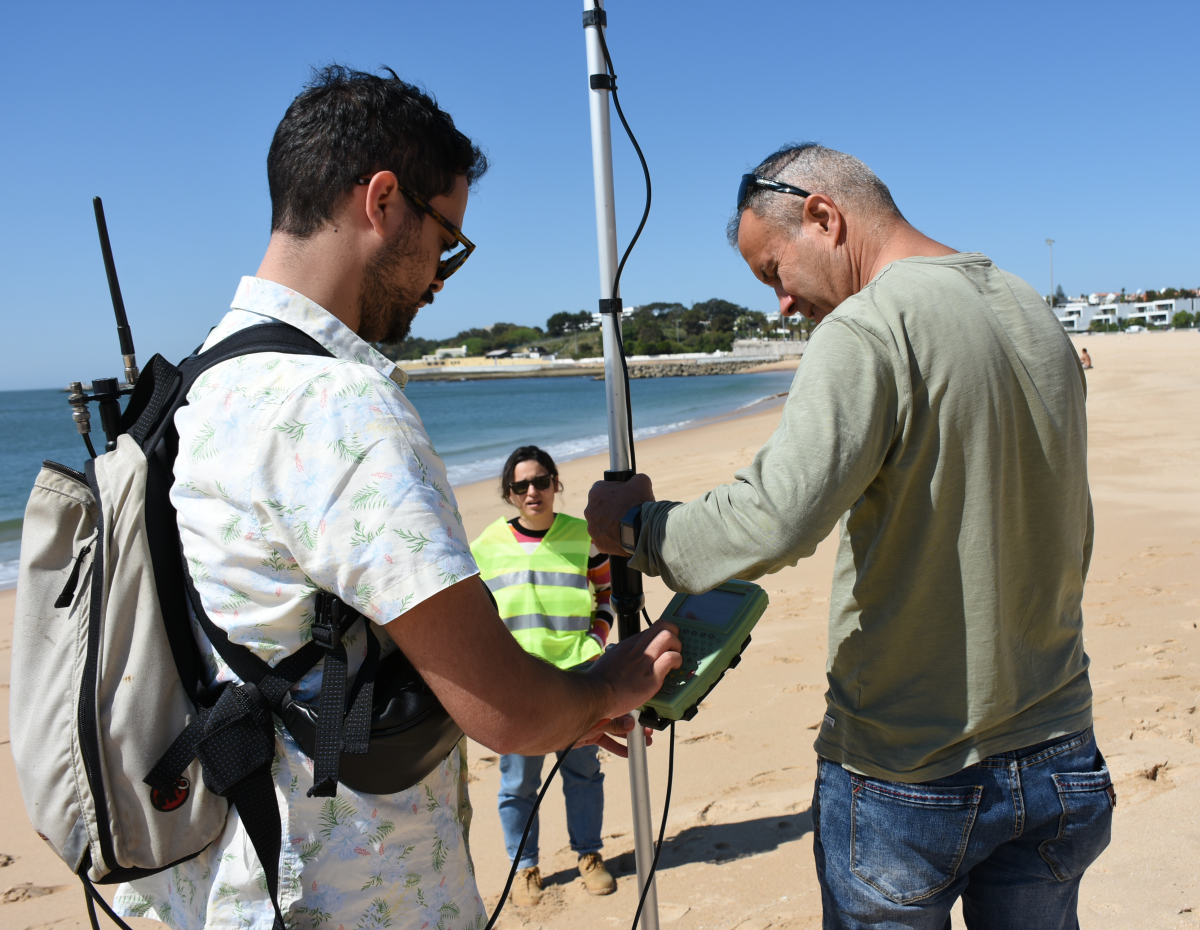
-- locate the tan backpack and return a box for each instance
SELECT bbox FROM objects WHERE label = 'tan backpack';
[10,323,461,930]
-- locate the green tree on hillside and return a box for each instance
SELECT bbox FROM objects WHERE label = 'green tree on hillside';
[1147,288,1198,301]
[546,311,594,336]
[378,321,546,361]
[379,296,805,361]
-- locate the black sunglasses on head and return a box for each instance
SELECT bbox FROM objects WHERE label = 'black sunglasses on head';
[737,174,812,211]
[508,474,554,495]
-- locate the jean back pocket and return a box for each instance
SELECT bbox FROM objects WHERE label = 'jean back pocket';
[850,777,983,905]
[1039,757,1115,882]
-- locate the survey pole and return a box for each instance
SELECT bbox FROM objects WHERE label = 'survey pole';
[583,3,660,928]
[585,0,632,469]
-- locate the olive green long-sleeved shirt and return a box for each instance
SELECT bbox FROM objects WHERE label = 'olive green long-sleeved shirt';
[631,253,1094,782]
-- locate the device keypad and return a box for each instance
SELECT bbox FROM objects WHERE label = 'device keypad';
[660,627,719,695]
[641,580,767,729]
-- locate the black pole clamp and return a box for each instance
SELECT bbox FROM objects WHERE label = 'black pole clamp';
[598,297,623,314]
[589,73,616,91]
[582,8,607,27]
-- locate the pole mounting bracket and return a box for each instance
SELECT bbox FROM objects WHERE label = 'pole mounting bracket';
[598,297,623,314]
[589,73,616,91]
[582,8,607,28]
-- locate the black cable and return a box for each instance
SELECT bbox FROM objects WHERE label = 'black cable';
[593,11,651,476]
[483,735,584,930]
[83,434,97,459]
[632,721,675,930]
[595,24,651,304]
[484,611,679,930]
[80,875,134,930]
[594,14,677,929]
[628,605,676,929]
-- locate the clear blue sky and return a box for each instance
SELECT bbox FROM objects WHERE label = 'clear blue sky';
[1,0,1196,391]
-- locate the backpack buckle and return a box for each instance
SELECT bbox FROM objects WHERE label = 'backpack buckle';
[311,592,344,651]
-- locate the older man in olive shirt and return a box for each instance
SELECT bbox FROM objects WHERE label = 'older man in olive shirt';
[586,144,1112,929]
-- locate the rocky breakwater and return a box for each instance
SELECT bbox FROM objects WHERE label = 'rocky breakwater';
[624,359,777,378]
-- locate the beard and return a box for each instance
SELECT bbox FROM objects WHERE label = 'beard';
[357,219,435,345]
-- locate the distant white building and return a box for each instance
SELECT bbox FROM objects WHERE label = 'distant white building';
[762,312,803,339]
[1057,296,1196,331]
[420,345,470,364]
[1125,298,1196,328]
[1056,302,1093,332]
[1088,304,1121,328]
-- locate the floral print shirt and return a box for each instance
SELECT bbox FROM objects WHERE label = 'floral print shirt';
[114,277,485,930]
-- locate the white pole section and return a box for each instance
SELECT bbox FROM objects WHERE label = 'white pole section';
[584,0,632,473]
[582,3,660,928]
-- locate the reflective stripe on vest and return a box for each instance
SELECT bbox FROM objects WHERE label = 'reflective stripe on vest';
[485,570,589,593]
[470,513,600,669]
[503,613,592,632]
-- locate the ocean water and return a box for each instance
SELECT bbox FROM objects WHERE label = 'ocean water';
[0,369,796,588]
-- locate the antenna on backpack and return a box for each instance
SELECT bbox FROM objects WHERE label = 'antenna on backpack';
[92,197,139,386]
[64,199,139,458]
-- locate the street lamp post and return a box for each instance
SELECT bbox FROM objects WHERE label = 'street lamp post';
[1046,238,1056,307]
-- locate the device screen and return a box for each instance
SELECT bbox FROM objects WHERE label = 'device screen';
[676,589,743,629]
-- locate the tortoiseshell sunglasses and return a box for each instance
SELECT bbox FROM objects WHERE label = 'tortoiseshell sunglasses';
[355,175,475,280]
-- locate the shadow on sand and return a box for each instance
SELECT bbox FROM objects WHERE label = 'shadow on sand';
[540,810,813,887]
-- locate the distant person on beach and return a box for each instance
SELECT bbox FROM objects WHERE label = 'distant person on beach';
[470,446,617,906]
[587,144,1110,928]
[1081,346,1093,369]
[112,66,680,930]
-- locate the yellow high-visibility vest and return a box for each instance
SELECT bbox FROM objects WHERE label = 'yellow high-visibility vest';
[470,513,601,670]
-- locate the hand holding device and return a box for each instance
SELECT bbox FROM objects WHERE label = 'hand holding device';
[587,615,681,723]
[586,471,656,555]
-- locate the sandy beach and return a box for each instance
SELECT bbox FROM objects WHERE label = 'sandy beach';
[1,332,1197,929]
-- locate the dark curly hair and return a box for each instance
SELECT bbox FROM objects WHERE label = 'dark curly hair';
[268,64,489,237]
[500,446,563,503]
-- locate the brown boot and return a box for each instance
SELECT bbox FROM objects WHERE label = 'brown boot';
[578,852,616,895]
[512,866,543,906]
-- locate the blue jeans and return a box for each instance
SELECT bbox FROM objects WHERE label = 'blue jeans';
[498,745,604,869]
[813,728,1114,930]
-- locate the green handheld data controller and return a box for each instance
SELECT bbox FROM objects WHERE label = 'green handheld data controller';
[639,579,768,731]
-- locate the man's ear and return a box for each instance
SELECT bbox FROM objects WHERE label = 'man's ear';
[802,194,843,247]
[363,171,403,239]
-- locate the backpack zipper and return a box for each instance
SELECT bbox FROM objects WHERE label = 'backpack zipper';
[54,543,93,609]
[77,460,118,874]
[43,460,88,484]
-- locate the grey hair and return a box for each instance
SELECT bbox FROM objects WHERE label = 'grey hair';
[726,143,904,247]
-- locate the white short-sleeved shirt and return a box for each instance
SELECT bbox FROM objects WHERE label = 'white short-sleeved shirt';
[114,277,485,930]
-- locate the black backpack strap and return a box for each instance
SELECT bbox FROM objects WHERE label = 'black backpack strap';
[136,321,346,928]
[129,321,337,711]
[147,680,286,930]
[147,574,381,929]
[176,566,376,787]
[304,594,381,797]
[80,874,135,930]
[131,321,335,458]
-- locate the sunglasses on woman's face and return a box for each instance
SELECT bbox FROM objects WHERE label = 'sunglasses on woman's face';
[508,474,554,495]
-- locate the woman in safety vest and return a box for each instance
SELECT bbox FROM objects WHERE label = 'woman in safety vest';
[470,445,617,906]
